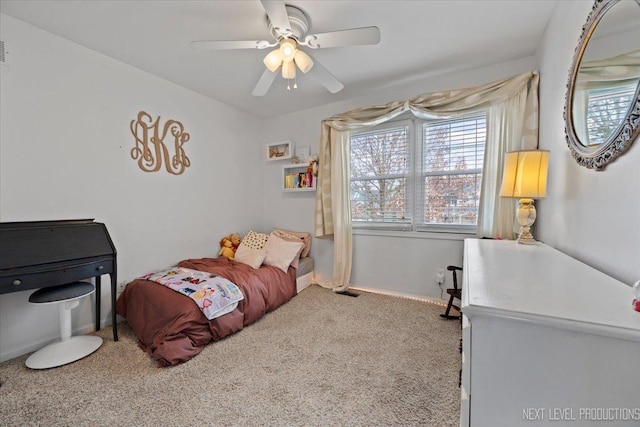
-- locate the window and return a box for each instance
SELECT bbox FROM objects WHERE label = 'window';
[350,121,412,230]
[585,83,637,146]
[419,115,486,231]
[350,113,486,233]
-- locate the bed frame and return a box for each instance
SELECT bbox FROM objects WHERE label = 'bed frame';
[296,271,313,293]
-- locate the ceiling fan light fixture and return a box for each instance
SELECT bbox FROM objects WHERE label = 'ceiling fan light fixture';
[279,38,297,62]
[294,49,313,73]
[192,2,382,97]
[263,49,283,72]
[282,60,296,79]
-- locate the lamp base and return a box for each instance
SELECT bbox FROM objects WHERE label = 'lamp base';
[516,227,536,244]
[516,198,537,244]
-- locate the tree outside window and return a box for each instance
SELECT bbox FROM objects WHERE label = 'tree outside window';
[350,124,410,227]
[421,116,485,228]
[350,113,486,232]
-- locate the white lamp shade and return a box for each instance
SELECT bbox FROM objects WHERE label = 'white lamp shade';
[282,60,296,79]
[294,49,314,73]
[263,49,283,72]
[500,150,549,199]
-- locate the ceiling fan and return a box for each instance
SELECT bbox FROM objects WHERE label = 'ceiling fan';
[191,0,381,96]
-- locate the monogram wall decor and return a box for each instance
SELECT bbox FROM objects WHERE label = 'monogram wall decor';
[130,111,191,175]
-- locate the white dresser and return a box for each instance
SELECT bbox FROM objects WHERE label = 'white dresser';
[460,239,640,427]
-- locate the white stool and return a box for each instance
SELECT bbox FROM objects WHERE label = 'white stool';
[25,281,103,369]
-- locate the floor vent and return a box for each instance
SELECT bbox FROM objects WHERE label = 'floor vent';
[0,41,5,63]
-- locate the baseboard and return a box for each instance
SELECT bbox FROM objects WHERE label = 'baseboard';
[348,286,448,307]
[0,319,104,363]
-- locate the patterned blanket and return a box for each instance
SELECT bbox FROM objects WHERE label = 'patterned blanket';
[139,267,244,320]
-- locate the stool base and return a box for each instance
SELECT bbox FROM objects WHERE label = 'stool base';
[25,335,103,370]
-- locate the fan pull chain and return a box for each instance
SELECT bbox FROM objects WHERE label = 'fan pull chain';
[286,76,298,91]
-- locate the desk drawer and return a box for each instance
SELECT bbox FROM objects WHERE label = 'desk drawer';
[0,258,113,294]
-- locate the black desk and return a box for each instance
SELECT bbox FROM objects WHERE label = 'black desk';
[0,219,119,341]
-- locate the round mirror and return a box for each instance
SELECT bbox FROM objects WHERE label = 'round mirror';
[565,0,640,170]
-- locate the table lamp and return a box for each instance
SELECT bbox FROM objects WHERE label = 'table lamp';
[499,150,549,244]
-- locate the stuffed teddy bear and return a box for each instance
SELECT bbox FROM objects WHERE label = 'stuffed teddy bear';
[229,233,241,253]
[218,237,235,260]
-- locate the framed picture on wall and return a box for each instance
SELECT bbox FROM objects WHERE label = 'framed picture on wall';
[295,146,310,162]
[266,140,293,161]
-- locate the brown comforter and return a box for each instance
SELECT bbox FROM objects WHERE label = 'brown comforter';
[116,257,297,367]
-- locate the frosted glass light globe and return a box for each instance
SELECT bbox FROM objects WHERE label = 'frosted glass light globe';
[279,39,297,62]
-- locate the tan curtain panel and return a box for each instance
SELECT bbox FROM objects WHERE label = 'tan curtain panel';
[314,71,540,290]
[577,49,640,84]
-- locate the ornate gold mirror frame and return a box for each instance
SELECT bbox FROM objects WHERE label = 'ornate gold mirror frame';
[564,0,640,170]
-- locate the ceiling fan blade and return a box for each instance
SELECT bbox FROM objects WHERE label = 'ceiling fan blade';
[252,68,278,97]
[191,40,273,51]
[304,26,380,49]
[306,54,344,94]
[260,0,292,37]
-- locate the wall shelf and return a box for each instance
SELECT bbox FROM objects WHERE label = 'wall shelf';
[282,163,316,192]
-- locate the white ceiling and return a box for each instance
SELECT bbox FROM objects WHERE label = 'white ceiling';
[0,0,559,119]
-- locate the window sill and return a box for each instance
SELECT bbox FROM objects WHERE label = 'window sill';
[352,228,474,241]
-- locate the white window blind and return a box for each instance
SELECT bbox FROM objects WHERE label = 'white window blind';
[418,115,486,231]
[350,121,412,230]
[349,113,487,233]
[586,84,637,145]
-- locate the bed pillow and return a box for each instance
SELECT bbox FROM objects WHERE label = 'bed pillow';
[263,233,305,273]
[273,228,311,257]
[241,230,270,250]
[234,245,267,269]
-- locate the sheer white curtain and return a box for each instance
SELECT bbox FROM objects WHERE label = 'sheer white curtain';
[314,72,540,291]
[328,128,352,293]
[478,92,529,239]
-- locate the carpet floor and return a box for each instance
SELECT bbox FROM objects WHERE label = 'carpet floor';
[0,285,461,426]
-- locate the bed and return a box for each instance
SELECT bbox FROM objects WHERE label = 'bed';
[116,255,314,367]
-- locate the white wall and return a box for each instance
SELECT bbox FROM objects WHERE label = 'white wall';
[261,56,538,301]
[535,1,640,286]
[0,15,264,361]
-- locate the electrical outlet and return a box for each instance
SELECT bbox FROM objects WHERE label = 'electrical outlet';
[435,268,445,285]
[116,281,128,295]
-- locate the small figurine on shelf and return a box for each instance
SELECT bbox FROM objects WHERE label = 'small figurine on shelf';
[308,154,319,177]
[633,280,640,313]
[306,164,314,188]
